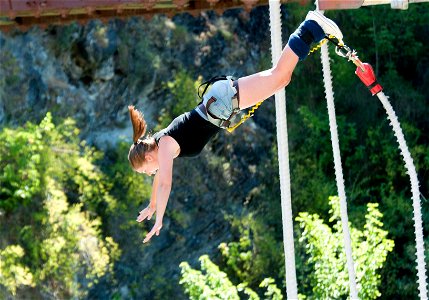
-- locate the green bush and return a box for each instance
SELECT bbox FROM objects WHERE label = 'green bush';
[0,114,120,298]
[0,245,35,295]
[180,254,282,300]
[296,196,394,299]
[180,255,241,300]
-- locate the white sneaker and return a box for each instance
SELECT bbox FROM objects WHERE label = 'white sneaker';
[305,10,343,40]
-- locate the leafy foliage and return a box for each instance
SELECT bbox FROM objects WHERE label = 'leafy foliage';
[259,278,283,300]
[0,245,35,295]
[156,70,202,130]
[296,196,394,299]
[0,114,120,298]
[180,255,283,300]
[180,255,241,300]
[218,213,283,289]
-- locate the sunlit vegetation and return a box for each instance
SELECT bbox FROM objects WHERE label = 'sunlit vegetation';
[179,197,393,299]
[0,115,120,298]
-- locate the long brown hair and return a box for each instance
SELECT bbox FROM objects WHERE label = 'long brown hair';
[128,105,156,170]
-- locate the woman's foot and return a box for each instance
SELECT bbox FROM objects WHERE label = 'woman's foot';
[305,10,343,40]
[287,10,343,60]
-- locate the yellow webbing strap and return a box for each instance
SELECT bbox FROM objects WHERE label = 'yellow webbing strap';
[226,100,264,133]
[308,36,330,55]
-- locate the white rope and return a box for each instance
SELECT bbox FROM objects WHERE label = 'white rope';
[268,1,298,299]
[376,92,428,300]
[317,10,359,299]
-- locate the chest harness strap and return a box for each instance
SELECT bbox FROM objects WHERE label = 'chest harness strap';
[197,76,240,129]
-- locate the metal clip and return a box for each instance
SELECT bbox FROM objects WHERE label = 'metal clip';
[334,44,352,58]
[325,35,364,71]
[334,44,365,72]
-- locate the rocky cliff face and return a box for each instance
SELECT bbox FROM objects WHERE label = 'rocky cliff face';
[0,7,282,148]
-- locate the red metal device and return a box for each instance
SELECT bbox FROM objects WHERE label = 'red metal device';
[331,40,383,96]
[355,63,383,96]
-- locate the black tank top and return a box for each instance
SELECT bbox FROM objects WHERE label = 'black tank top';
[153,109,221,157]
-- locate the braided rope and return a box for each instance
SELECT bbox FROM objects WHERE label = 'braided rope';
[269,1,298,298]
[376,92,428,300]
[319,36,360,300]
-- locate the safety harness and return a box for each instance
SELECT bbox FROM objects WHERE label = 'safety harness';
[197,75,240,129]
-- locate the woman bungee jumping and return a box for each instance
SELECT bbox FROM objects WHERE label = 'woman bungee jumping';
[128,10,343,243]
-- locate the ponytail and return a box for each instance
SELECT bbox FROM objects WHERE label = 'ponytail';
[127,105,156,171]
[128,105,147,143]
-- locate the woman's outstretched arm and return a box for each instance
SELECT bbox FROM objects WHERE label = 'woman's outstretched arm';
[143,136,177,243]
[136,172,159,223]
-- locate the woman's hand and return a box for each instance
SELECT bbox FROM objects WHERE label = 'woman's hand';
[137,206,162,243]
[143,221,163,243]
[137,206,155,223]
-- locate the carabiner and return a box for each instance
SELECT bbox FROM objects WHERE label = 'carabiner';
[335,45,351,58]
[332,42,365,72]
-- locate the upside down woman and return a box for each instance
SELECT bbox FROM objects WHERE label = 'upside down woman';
[128,11,343,243]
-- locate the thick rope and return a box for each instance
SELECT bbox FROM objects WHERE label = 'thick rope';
[376,92,428,300]
[268,1,298,298]
[317,9,359,299]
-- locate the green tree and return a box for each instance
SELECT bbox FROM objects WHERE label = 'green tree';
[0,114,120,298]
[218,213,283,290]
[180,255,283,300]
[296,196,394,299]
[180,255,241,300]
[0,245,35,295]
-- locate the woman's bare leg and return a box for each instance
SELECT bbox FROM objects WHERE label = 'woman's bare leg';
[236,11,343,109]
[238,45,299,109]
